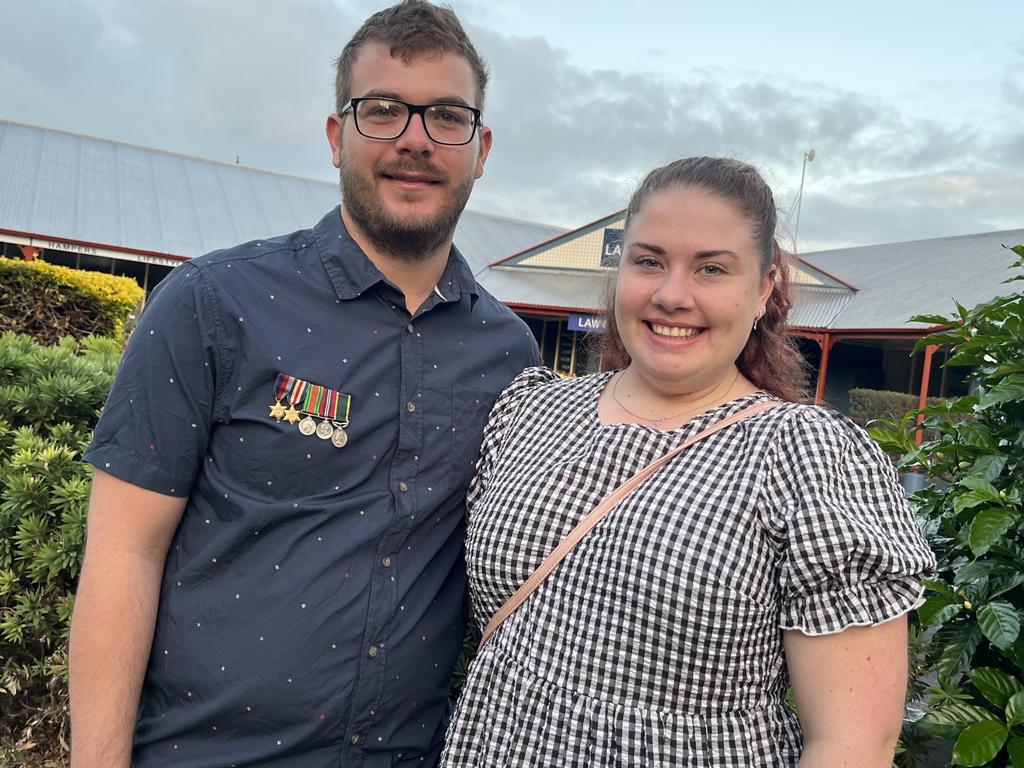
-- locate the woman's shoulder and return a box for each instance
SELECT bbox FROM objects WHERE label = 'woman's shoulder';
[756,398,892,474]
[757,398,863,436]
[500,366,610,401]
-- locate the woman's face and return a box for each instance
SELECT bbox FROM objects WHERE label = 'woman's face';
[614,185,774,395]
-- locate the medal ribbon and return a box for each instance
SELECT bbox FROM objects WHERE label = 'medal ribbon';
[273,373,350,420]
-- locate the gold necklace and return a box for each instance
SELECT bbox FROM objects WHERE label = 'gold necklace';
[610,370,740,428]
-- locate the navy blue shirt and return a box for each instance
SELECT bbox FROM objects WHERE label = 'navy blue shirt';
[85,207,541,768]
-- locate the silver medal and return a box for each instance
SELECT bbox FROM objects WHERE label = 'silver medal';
[316,420,334,440]
[298,416,317,436]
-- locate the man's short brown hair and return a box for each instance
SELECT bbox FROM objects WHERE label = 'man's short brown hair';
[334,0,489,113]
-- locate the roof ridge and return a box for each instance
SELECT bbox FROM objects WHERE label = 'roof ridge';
[804,226,1024,256]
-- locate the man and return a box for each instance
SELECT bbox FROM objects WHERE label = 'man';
[69,2,540,766]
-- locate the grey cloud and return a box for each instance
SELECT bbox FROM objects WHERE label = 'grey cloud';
[0,0,1017,250]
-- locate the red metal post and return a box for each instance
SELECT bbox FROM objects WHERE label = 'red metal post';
[814,333,834,405]
[915,344,938,445]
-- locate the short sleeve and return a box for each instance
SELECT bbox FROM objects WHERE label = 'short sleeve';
[466,365,558,510]
[764,407,936,636]
[84,265,226,497]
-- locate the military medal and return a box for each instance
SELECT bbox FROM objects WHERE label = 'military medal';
[268,400,287,421]
[270,373,352,447]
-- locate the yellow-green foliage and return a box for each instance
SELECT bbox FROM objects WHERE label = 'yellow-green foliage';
[0,258,144,338]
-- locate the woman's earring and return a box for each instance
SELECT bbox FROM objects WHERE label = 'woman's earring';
[753,316,759,331]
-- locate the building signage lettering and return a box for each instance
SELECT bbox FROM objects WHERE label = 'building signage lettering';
[601,228,623,267]
[46,240,98,256]
[568,313,607,333]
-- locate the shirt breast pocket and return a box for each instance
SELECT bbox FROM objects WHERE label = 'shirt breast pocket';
[448,385,499,491]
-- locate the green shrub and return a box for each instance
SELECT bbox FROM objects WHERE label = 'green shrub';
[0,257,144,343]
[0,332,121,765]
[849,388,942,428]
[871,245,1024,767]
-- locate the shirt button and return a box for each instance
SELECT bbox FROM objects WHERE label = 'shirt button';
[398,481,408,492]
[368,645,379,658]
[406,401,416,413]
[382,557,392,568]
[406,323,414,333]
[350,734,361,745]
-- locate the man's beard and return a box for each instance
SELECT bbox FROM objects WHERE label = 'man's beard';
[339,157,476,262]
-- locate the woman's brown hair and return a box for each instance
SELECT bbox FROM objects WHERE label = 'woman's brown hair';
[600,156,810,403]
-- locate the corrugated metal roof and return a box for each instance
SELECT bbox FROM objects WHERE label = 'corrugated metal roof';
[802,229,1024,330]
[480,266,610,313]
[0,119,564,287]
[789,285,854,329]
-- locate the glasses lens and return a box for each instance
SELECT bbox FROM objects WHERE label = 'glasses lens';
[422,105,476,144]
[354,100,409,139]
[353,100,476,145]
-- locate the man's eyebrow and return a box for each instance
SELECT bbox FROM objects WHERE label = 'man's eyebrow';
[356,91,472,107]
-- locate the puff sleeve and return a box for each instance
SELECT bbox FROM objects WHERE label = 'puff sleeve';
[763,407,936,635]
[466,366,559,511]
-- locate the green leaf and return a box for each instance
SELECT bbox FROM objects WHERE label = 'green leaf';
[956,491,1000,514]
[952,719,1008,766]
[978,601,1022,650]
[969,508,1020,556]
[990,573,1024,600]
[938,624,984,681]
[960,477,1000,497]
[1008,735,1024,768]
[919,593,963,628]
[958,421,999,451]
[911,313,956,326]
[971,455,1009,483]
[971,666,1024,709]
[978,375,1024,410]
[926,700,1002,727]
[1007,691,1024,727]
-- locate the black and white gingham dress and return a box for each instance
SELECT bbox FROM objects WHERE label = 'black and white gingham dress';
[441,368,935,767]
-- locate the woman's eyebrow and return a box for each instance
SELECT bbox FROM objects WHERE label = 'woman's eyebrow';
[626,241,666,254]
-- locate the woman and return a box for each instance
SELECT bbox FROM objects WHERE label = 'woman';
[441,157,935,767]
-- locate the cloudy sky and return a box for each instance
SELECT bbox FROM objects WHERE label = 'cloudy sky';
[1,1,1020,252]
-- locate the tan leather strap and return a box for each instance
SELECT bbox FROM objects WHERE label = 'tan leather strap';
[478,399,784,650]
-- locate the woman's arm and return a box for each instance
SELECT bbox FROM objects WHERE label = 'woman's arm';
[785,616,908,768]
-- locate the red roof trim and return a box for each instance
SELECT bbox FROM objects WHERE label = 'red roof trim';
[503,302,600,316]
[0,227,190,262]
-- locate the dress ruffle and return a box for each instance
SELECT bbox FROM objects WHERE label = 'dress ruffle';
[780,575,927,636]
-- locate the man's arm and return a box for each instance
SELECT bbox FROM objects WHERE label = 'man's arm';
[69,470,187,768]
[785,617,908,768]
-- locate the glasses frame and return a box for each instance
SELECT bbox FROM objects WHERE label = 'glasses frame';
[339,97,483,146]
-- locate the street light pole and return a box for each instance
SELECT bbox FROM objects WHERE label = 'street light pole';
[793,148,815,248]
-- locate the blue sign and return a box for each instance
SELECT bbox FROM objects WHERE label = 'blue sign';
[601,228,623,267]
[568,313,607,333]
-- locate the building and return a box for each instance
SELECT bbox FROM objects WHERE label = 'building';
[3,118,1021,410]
[482,210,1024,409]
[0,119,563,301]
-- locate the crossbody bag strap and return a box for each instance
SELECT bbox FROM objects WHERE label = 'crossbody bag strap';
[478,399,785,651]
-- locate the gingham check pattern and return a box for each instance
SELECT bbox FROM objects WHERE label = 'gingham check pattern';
[441,368,935,767]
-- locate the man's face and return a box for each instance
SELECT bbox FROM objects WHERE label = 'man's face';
[326,42,492,260]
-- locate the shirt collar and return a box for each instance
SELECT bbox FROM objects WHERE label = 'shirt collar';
[312,206,480,306]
